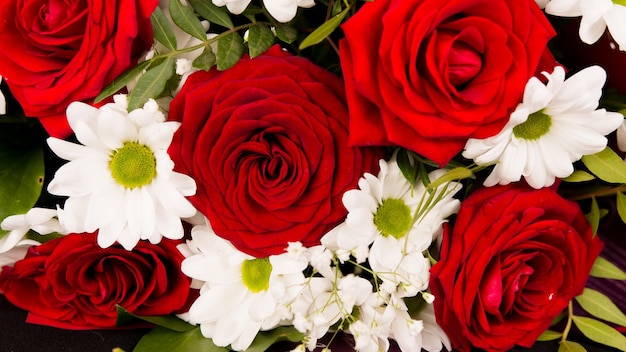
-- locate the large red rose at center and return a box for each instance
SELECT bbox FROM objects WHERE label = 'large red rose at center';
[167,46,384,257]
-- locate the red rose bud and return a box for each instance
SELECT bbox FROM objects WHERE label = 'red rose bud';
[0,233,191,329]
[430,184,603,352]
[0,0,158,138]
[167,45,385,257]
[339,0,556,165]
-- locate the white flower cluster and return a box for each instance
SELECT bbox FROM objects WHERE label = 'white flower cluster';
[178,157,461,352]
[542,0,626,51]
[213,0,314,23]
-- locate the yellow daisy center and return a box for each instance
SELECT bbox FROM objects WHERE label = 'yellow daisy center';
[109,142,157,188]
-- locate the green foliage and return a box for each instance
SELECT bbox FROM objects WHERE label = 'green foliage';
[562,170,595,182]
[247,25,275,58]
[299,7,350,50]
[274,24,298,44]
[0,144,44,238]
[133,326,229,352]
[116,306,196,332]
[589,256,626,280]
[397,149,419,184]
[169,0,208,41]
[427,167,474,191]
[536,329,562,341]
[581,147,626,184]
[558,340,586,352]
[217,32,244,70]
[585,197,601,237]
[193,46,217,71]
[95,60,151,103]
[127,57,175,111]
[617,191,626,224]
[572,315,626,351]
[187,0,234,29]
[151,6,178,51]
[245,327,304,352]
[575,288,626,327]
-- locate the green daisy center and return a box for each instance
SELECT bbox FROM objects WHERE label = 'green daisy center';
[241,257,272,293]
[512,110,552,140]
[109,142,157,189]
[373,198,412,239]
[613,0,626,6]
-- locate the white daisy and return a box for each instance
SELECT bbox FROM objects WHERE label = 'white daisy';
[0,207,66,254]
[263,0,315,23]
[180,222,307,351]
[389,298,450,352]
[463,66,624,189]
[212,0,251,16]
[327,157,461,296]
[290,272,372,351]
[545,0,626,51]
[46,95,197,250]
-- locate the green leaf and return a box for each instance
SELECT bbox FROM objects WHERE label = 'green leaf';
[617,192,626,224]
[581,147,626,184]
[151,6,178,51]
[245,326,304,352]
[536,329,562,341]
[575,288,626,326]
[0,144,44,238]
[585,197,600,237]
[216,32,244,71]
[116,306,195,332]
[397,149,418,184]
[193,46,216,71]
[169,0,207,41]
[133,326,229,352]
[590,256,626,280]
[558,340,587,352]
[95,60,152,103]
[274,24,298,44]
[562,170,595,182]
[299,7,349,50]
[127,57,175,111]
[572,315,626,351]
[247,25,275,58]
[187,0,234,29]
[427,167,474,191]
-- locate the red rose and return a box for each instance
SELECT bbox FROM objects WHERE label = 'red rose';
[0,0,158,138]
[339,0,555,165]
[0,233,191,329]
[430,184,603,351]
[167,45,384,257]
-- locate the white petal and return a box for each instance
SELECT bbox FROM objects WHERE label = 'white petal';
[189,284,247,322]
[97,106,138,149]
[84,183,126,232]
[545,0,583,16]
[139,121,180,150]
[46,138,95,161]
[248,292,276,321]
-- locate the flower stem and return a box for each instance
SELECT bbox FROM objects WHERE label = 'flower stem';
[561,301,574,344]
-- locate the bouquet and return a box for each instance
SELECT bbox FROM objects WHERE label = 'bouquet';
[1,0,626,351]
